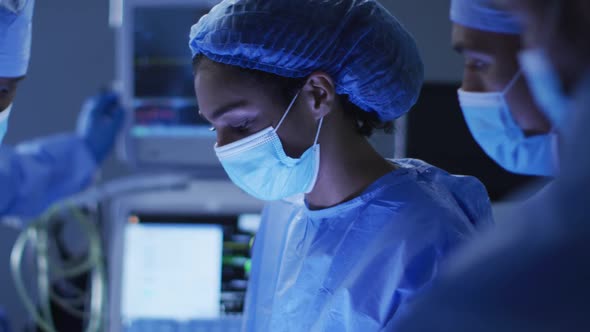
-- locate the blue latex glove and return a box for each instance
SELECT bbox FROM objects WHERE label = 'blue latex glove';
[76,92,125,164]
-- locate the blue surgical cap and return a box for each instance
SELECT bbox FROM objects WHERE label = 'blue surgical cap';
[189,0,424,121]
[0,0,34,77]
[450,0,522,35]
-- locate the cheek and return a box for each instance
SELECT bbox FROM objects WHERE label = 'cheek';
[461,70,485,92]
[216,128,249,147]
[0,91,16,111]
[505,76,552,133]
[275,107,318,158]
[487,59,519,91]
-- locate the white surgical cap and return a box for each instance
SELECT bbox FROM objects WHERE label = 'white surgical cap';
[0,0,34,77]
[450,0,522,35]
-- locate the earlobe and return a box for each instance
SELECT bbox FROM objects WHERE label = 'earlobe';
[304,72,336,119]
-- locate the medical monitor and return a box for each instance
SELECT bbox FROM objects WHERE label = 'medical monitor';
[116,213,260,332]
[106,179,264,332]
[114,0,404,169]
[121,222,223,326]
[115,0,221,169]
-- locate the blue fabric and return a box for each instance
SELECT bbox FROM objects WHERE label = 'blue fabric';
[458,86,559,176]
[189,0,424,122]
[450,0,522,35]
[0,134,96,219]
[0,105,9,145]
[383,68,590,332]
[0,0,34,77]
[215,92,322,201]
[215,128,320,201]
[243,159,493,332]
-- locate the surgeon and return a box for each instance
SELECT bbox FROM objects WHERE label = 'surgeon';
[188,1,493,330]
[0,0,124,219]
[450,0,561,176]
[387,0,590,331]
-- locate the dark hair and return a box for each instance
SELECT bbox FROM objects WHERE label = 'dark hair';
[193,55,394,137]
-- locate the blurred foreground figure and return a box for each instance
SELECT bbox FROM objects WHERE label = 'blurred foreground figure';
[387,0,590,331]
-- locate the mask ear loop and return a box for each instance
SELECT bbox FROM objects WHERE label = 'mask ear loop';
[313,117,324,145]
[499,70,525,132]
[274,89,324,145]
[503,70,522,95]
[275,91,301,132]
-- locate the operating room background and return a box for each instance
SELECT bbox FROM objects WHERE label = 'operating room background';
[0,0,533,330]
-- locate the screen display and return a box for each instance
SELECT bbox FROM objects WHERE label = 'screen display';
[121,223,224,323]
[120,214,261,332]
[132,7,211,137]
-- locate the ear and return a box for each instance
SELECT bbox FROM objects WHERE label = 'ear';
[300,72,337,120]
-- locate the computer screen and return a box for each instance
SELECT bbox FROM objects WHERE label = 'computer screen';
[119,213,260,331]
[132,7,211,138]
[121,223,223,323]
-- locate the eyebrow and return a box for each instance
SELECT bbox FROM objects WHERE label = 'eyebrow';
[208,100,250,121]
[452,41,465,54]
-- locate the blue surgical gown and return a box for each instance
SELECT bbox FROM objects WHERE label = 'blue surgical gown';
[243,159,493,332]
[0,134,96,219]
[384,76,590,332]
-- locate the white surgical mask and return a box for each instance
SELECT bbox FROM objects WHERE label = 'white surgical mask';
[0,103,12,145]
[215,92,323,201]
[519,48,573,133]
[458,72,559,176]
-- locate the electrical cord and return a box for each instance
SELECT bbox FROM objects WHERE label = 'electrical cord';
[10,205,107,332]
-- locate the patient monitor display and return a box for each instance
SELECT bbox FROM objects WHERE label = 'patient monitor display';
[132,7,210,135]
[119,213,260,331]
[121,223,223,323]
[119,3,219,168]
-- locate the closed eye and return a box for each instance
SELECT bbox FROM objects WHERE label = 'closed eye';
[465,57,490,72]
[231,120,252,133]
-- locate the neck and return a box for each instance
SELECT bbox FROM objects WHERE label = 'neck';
[305,131,396,210]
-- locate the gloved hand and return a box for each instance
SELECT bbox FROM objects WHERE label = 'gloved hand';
[76,92,125,164]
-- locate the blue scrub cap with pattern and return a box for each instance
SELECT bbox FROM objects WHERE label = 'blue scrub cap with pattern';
[189,0,424,121]
[450,0,522,35]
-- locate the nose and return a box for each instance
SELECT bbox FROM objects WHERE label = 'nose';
[461,70,487,92]
[216,128,244,147]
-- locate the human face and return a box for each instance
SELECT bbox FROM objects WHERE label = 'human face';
[194,59,318,158]
[0,76,23,111]
[452,23,551,135]
[512,0,590,94]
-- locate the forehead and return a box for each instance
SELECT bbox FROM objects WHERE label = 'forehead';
[451,23,520,55]
[193,59,284,119]
[0,77,22,89]
[196,61,247,96]
[196,61,267,101]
